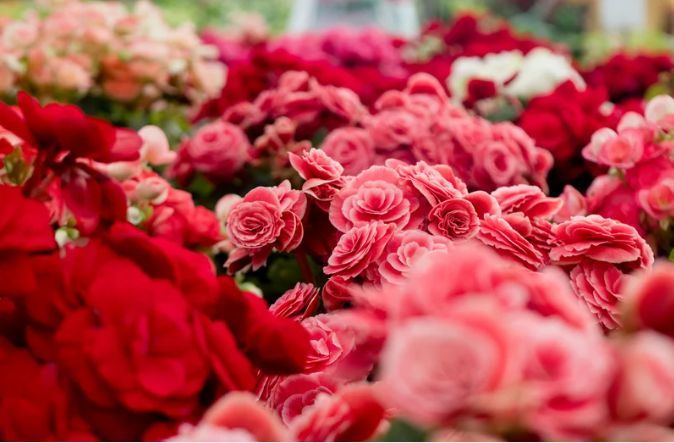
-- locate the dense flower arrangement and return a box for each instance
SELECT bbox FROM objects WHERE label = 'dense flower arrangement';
[0,0,225,132]
[4,2,674,441]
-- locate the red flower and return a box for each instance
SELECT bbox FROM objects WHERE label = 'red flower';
[518,81,615,182]
[0,338,94,441]
[0,93,142,234]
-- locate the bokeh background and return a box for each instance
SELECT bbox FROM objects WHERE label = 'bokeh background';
[3,0,673,61]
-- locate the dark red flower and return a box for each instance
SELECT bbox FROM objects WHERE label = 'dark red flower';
[0,93,142,234]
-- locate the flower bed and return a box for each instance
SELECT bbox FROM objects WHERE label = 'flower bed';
[3,2,674,441]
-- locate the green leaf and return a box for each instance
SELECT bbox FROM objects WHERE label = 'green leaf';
[377,419,428,442]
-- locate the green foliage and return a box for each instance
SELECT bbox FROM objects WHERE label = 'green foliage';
[377,419,429,442]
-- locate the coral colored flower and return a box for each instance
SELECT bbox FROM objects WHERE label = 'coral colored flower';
[550,215,653,269]
[178,120,250,183]
[324,222,395,279]
[378,307,514,426]
[267,373,338,425]
[623,261,674,337]
[609,331,674,423]
[570,260,625,329]
[491,184,562,219]
[290,384,386,442]
[226,181,307,272]
[320,127,376,176]
[379,230,452,285]
[427,198,479,240]
[270,282,320,320]
[329,166,421,232]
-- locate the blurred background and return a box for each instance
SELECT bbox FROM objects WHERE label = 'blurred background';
[2,0,673,58]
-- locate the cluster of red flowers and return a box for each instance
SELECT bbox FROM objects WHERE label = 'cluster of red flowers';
[0,97,311,441]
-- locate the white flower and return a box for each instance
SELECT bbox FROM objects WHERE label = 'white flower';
[504,48,585,99]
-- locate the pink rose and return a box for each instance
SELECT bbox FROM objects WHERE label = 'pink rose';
[609,331,674,423]
[379,230,452,285]
[322,276,353,311]
[324,222,395,279]
[267,373,338,425]
[550,215,654,269]
[491,185,562,219]
[269,283,319,321]
[477,214,546,270]
[583,127,644,169]
[329,166,421,232]
[313,82,368,123]
[378,305,514,426]
[366,108,420,151]
[179,392,289,442]
[184,120,250,182]
[321,128,376,176]
[289,148,343,181]
[289,384,386,442]
[553,185,587,223]
[638,178,674,220]
[427,198,480,241]
[226,181,307,272]
[302,315,347,373]
[464,191,501,219]
[389,160,467,206]
[570,261,625,329]
[514,315,613,440]
[474,140,522,187]
[623,261,674,337]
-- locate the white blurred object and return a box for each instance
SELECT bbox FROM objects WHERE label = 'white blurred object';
[598,0,647,32]
[288,0,419,37]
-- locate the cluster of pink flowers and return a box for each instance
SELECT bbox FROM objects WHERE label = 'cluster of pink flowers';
[580,96,674,250]
[0,0,224,109]
[176,72,552,193]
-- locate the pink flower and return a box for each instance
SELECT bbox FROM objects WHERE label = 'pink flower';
[491,185,562,219]
[226,181,307,272]
[171,392,289,442]
[289,384,386,442]
[378,304,514,426]
[302,315,347,373]
[570,261,625,329]
[322,276,353,311]
[427,198,480,240]
[477,214,546,270]
[637,178,674,220]
[514,315,613,440]
[379,230,452,285]
[553,185,587,223]
[267,373,338,425]
[464,191,501,219]
[550,215,654,269]
[289,148,343,181]
[138,125,175,166]
[183,120,250,182]
[215,194,243,222]
[389,160,467,206]
[366,108,420,151]
[270,283,320,320]
[623,261,674,337]
[314,82,368,123]
[582,127,644,169]
[329,166,420,232]
[609,331,674,423]
[324,222,395,279]
[320,128,376,177]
